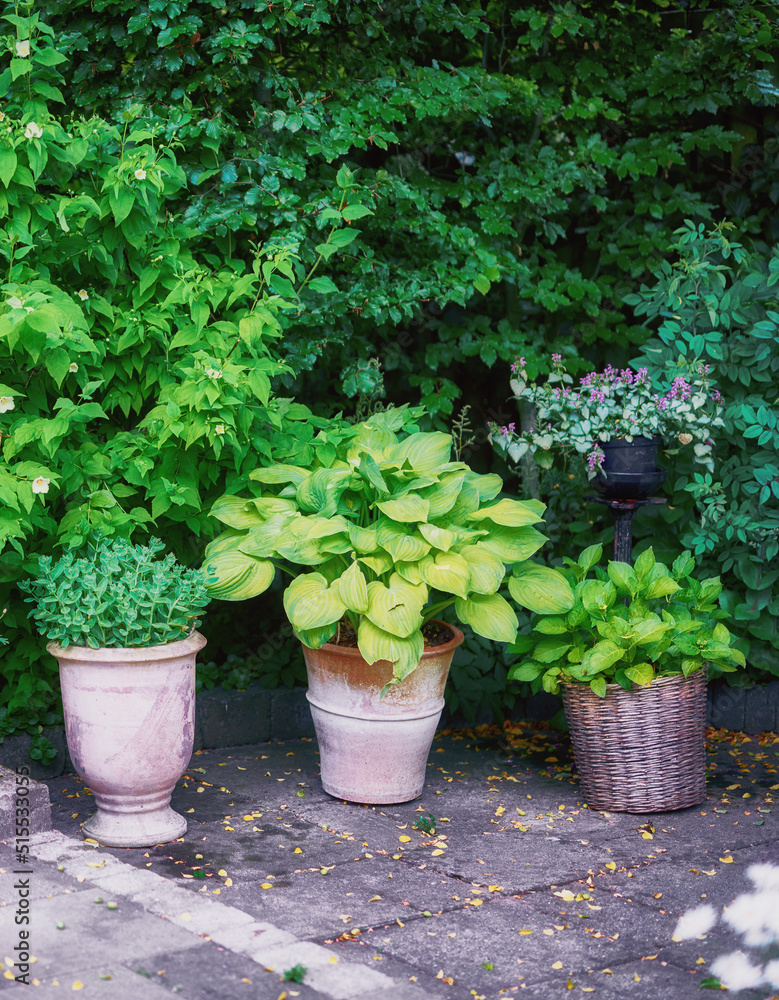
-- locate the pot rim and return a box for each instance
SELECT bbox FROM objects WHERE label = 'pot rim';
[46,629,207,663]
[301,619,465,659]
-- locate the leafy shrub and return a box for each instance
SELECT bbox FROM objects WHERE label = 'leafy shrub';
[21,536,211,648]
[511,544,745,697]
[630,223,779,679]
[0,11,370,714]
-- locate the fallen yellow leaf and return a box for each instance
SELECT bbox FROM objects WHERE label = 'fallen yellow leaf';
[602,969,613,975]
[328,956,338,964]
[399,836,411,843]
[719,856,734,864]
[519,929,533,935]
[696,958,705,965]
[567,978,575,990]
[634,973,641,982]
[293,848,302,854]
[431,849,445,856]
[641,832,653,840]
[218,869,227,877]
[261,883,274,889]
[543,929,554,936]
[605,862,616,870]
[552,961,563,970]
[71,983,84,992]
[224,878,233,886]
[554,890,576,901]
[369,895,382,902]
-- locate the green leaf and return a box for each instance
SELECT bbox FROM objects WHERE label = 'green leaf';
[44,347,71,388]
[341,203,373,221]
[580,580,616,615]
[476,525,547,563]
[624,662,655,686]
[0,147,17,187]
[645,576,681,599]
[296,467,351,516]
[366,577,426,637]
[418,522,456,551]
[376,519,430,561]
[250,464,310,485]
[455,592,518,643]
[508,661,543,682]
[357,618,424,683]
[209,495,264,529]
[458,546,505,594]
[307,275,339,294]
[533,637,573,662]
[387,431,452,472]
[630,619,672,646]
[467,498,545,527]
[578,545,602,572]
[334,560,369,614]
[589,676,607,698]
[204,548,275,601]
[283,573,346,631]
[509,566,575,614]
[420,551,471,600]
[295,623,338,649]
[634,547,656,582]
[607,561,639,595]
[533,616,569,635]
[376,494,430,522]
[583,639,625,673]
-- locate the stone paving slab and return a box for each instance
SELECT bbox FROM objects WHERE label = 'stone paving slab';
[0,724,776,999]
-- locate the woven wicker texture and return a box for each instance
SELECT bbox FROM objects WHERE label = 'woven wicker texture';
[562,671,707,813]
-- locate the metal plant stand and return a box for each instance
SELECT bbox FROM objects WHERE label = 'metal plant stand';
[591,497,668,564]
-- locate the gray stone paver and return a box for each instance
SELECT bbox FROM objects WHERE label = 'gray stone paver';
[0,724,775,999]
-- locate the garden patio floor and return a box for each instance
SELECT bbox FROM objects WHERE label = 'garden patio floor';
[2,722,778,999]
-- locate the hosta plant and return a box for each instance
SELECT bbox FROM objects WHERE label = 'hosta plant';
[21,535,211,649]
[510,544,745,697]
[492,355,723,476]
[204,408,575,685]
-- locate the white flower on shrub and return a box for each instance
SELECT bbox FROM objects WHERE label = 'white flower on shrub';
[68,362,78,373]
[134,168,147,180]
[675,863,779,992]
[0,396,15,413]
[24,122,42,140]
[672,903,717,940]
[15,40,30,58]
[31,476,50,494]
[710,951,765,992]
[77,289,88,301]
[204,368,223,379]
[215,424,226,435]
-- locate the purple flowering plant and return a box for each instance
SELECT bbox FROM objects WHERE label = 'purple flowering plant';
[492,355,724,478]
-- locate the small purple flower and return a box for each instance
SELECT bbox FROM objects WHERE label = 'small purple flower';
[552,353,562,365]
[586,445,605,472]
[511,356,527,373]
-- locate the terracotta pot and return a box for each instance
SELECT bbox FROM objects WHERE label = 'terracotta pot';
[48,631,206,847]
[302,622,464,804]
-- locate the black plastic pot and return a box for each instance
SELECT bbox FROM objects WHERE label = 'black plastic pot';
[592,435,666,500]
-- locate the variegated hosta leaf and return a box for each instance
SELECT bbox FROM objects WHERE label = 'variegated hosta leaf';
[357,452,390,495]
[274,518,331,566]
[377,519,430,562]
[359,551,394,575]
[347,522,379,553]
[296,467,352,516]
[347,420,398,460]
[420,551,471,600]
[467,498,546,527]
[477,525,547,563]
[249,464,309,485]
[306,514,352,538]
[246,497,299,518]
[366,579,425,637]
[334,560,369,614]
[417,522,456,551]
[237,512,295,558]
[283,572,347,631]
[468,472,503,502]
[459,546,505,594]
[386,431,452,472]
[419,470,466,518]
[443,478,481,522]
[209,495,264,529]
[455,592,518,644]
[375,493,430,523]
[394,560,423,585]
[295,622,338,649]
[357,617,424,682]
[203,548,276,601]
[508,565,576,614]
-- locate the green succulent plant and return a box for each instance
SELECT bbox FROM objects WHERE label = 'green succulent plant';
[204,408,575,684]
[509,544,745,697]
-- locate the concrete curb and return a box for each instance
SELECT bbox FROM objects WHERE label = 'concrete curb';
[2,678,777,780]
[21,830,402,998]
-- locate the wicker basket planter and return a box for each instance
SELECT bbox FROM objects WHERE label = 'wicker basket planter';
[561,670,707,813]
